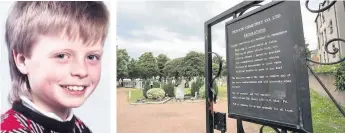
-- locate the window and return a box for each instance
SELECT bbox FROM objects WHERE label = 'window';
[329,20,333,34]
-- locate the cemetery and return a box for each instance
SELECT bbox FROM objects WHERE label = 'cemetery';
[123,76,227,104]
[117,1,345,133]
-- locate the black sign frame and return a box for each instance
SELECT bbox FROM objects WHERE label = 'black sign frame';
[225,1,313,132]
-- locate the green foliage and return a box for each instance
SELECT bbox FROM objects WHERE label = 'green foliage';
[147,88,165,99]
[162,80,175,97]
[117,49,130,81]
[143,80,151,98]
[163,58,183,79]
[222,62,227,77]
[156,54,170,81]
[199,85,206,98]
[198,81,218,99]
[180,51,205,79]
[128,58,139,79]
[335,62,345,91]
[153,81,161,88]
[127,89,144,103]
[191,82,197,96]
[137,52,159,79]
[191,77,204,97]
[314,64,339,75]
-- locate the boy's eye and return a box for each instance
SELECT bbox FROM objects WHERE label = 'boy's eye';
[88,55,99,60]
[56,54,68,59]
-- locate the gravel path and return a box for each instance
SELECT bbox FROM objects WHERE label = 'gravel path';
[117,88,260,133]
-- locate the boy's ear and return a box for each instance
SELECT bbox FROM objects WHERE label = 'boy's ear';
[12,50,28,74]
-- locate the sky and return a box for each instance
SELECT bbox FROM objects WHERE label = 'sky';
[117,0,321,60]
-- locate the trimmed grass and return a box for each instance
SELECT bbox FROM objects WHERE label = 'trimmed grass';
[263,89,345,133]
[184,88,191,96]
[218,86,227,99]
[127,88,144,103]
[309,89,345,133]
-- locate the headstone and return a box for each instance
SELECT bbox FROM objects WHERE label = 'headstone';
[189,81,192,88]
[225,1,312,132]
[135,80,142,89]
[175,80,186,100]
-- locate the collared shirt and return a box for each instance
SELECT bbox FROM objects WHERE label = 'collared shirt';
[19,95,74,122]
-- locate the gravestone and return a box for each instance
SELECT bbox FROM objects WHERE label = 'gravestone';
[135,80,142,89]
[175,80,186,100]
[225,1,312,132]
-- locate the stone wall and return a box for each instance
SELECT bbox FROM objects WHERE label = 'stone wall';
[308,73,345,106]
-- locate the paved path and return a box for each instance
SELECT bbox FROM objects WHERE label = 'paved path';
[117,88,260,133]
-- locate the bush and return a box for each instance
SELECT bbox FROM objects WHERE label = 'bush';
[191,77,204,97]
[314,64,339,75]
[162,80,175,97]
[335,62,345,91]
[147,88,165,99]
[153,81,161,88]
[143,80,151,98]
[199,81,218,99]
[199,85,206,98]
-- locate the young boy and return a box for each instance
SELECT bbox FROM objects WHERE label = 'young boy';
[1,1,109,133]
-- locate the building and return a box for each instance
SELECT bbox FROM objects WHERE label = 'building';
[314,1,345,64]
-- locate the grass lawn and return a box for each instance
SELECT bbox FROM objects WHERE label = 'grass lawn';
[126,88,144,103]
[184,88,191,96]
[125,86,345,132]
[218,86,227,99]
[263,89,345,133]
[127,88,191,102]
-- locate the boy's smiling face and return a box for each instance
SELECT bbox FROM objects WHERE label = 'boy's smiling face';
[23,35,103,112]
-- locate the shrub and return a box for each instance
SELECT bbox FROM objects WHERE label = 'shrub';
[153,81,161,88]
[191,82,197,96]
[199,85,206,98]
[191,77,204,97]
[162,80,175,97]
[143,80,151,98]
[314,64,339,75]
[199,81,218,99]
[147,88,165,99]
[335,62,345,91]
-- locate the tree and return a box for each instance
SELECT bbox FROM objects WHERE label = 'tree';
[128,58,139,80]
[156,54,170,81]
[117,49,130,86]
[221,60,227,77]
[180,51,205,81]
[137,52,159,80]
[304,38,312,58]
[163,57,183,80]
